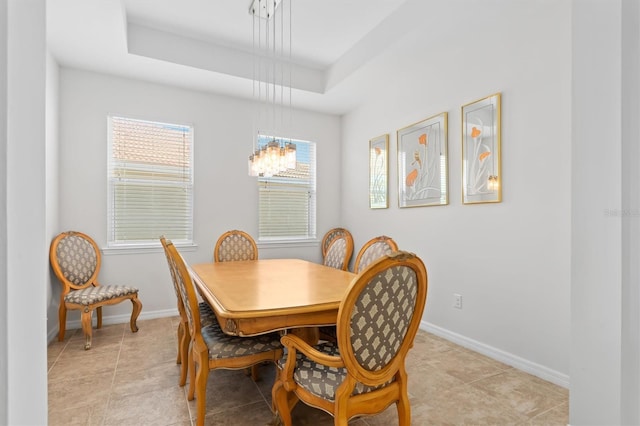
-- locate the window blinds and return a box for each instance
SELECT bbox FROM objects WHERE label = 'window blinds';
[258,138,316,240]
[107,116,193,245]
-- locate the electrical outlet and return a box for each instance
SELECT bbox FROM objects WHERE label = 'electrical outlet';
[453,293,462,309]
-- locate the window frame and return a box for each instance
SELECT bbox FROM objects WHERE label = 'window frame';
[106,115,195,251]
[257,135,317,243]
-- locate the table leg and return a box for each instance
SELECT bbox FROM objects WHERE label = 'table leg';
[289,326,319,346]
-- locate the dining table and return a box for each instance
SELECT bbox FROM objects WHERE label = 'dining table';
[189,258,356,343]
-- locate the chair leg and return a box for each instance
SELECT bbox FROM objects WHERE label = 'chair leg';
[187,349,196,401]
[251,364,260,381]
[396,370,411,426]
[129,295,142,333]
[272,380,293,426]
[178,323,190,387]
[57,302,67,341]
[96,306,103,329]
[80,308,94,350]
[194,350,209,426]
[176,322,184,365]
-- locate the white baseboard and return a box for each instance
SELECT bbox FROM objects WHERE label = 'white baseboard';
[420,321,570,389]
[47,308,179,344]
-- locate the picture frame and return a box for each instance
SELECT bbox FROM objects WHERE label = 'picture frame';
[462,93,501,204]
[369,134,389,209]
[397,112,448,208]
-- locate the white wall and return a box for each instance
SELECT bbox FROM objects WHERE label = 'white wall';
[46,51,60,341]
[571,0,640,423]
[55,69,341,330]
[6,0,48,424]
[0,0,8,422]
[340,0,571,385]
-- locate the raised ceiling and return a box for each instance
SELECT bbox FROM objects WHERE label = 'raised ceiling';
[47,0,412,114]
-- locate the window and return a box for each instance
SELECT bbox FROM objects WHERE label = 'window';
[107,116,193,247]
[258,136,316,241]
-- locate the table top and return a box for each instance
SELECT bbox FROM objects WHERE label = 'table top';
[190,258,356,320]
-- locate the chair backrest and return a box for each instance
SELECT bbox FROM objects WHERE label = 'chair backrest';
[50,231,101,292]
[336,251,427,386]
[353,235,398,274]
[213,230,258,262]
[322,235,354,271]
[166,240,203,338]
[321,228,353,258]
[160,236,188,321]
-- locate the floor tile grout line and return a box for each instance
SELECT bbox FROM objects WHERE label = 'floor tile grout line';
[100,328,125,426]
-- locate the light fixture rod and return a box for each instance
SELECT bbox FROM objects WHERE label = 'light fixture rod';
[249,0,282,20]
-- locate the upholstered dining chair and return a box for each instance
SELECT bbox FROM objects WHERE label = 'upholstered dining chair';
[353,235,399,274]
[322,233,354,271]
[165,241,283,426]
[213,229,258,262]
[321,227,354,261]
[160,236,218,387]
[49,231,142,350]
[272,251,428,426]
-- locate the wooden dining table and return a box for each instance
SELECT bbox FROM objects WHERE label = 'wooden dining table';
[189,258,356,342]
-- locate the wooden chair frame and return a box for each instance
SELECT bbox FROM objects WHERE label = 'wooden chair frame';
[321,228,353,259]
[353,235,398,274]
[273,252,428,426]
[213,229,258,262]
[166,241,283,426]
[160,236,192,386]
[50,231,142,350]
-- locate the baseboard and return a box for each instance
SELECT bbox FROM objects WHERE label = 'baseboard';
[47,308,179,344]
[420,321,570,389]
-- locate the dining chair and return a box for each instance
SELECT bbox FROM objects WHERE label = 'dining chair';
[272,251,428,426]
[353,235,399,274]
[166,241,283,426]
[160,236,218,387]
[49,231,143,350]
[321,227,353,261]
[322,233,354,272]
[213,229,258,262]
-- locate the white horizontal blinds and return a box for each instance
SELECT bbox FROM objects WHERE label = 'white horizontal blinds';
[108,116,193,245]
[258,137,316,239]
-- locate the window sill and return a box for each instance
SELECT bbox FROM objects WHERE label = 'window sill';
[102,242,198,256]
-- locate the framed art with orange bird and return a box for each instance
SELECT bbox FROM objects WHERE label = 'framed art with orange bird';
[397,112,448,208]
[462,93,501,204]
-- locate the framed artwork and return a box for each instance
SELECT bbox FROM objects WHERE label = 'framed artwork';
[369,134,389,209]
[397,112,448,208]
[462,93,501,204]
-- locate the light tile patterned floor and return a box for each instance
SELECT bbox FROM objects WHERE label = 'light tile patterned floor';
[47,317,568,425]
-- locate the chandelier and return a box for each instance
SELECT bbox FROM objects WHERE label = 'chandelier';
[248,0,296,177]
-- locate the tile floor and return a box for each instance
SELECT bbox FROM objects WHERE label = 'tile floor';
[48,317,568,425]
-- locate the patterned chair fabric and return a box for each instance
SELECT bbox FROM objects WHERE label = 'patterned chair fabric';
[64,285,138,305]
[55,234,98,286]
[354,236,398,273]
[281,341,392,401]
[50,231,142,350]
[321,227,352,257]
[165,241,283,426]
[322,238,348,270]
[350,265,418,370]
[273,251,428,426]
[214,230,258,262]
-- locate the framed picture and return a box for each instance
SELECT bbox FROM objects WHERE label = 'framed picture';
[462,93,501,204]
[369,134,389,209]
[397,112,448,208]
